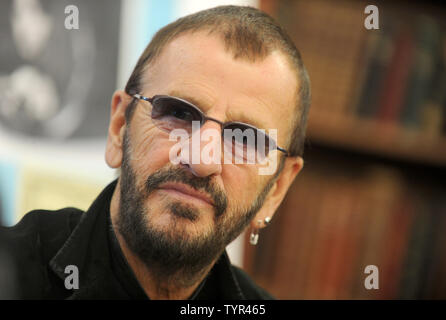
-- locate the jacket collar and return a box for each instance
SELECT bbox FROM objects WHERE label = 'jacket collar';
[49,179,245,299]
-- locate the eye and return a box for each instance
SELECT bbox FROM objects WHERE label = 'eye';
[170,105,195,121]
[153,98,198,122]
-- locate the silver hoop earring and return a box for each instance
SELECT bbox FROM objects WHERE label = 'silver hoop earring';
[249,229,259,245]
[250,219,270,246]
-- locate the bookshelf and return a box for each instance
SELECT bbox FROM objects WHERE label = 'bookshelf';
[243,0,446,299]
[307,112,446,167]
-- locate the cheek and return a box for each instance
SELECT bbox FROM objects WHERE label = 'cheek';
[127,126,174,186]
[222,165,264,213]
[132,139,173,179]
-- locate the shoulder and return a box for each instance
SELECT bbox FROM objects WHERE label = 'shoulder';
[0,207,83,261]
[0,208,83,299]
[1,208,83,245]
[230,265,275,300]
[1,208,83,259]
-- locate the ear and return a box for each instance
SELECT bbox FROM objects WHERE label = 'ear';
[250,156,304,229]
[105,90,131,168]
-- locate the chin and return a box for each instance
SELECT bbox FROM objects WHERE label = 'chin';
[146,205,215,238]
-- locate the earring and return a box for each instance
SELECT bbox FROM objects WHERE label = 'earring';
[264,216,271,225]
[249,219,262,245]
[249,228,259,245]
[249,217,271,245]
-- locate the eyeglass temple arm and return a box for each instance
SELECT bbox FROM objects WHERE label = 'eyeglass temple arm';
[277,146,289,156]
[133,94,153,103]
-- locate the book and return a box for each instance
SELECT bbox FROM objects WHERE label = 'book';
[423,196,446,298]
[400,16,441,130]
[376,24,415,123]
[291,171,327,299]
[302,174,338,299]
[378,190,415,298]
[353,167,402,299]
[398,188,436,299]
[356,22,396,119]
[420,29,446,137]
[317,176,358,299]
[420,191,446,298]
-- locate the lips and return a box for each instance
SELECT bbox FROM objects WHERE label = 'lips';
[158,182,215,206]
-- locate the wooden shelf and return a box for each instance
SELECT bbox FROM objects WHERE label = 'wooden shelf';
[306,111,446,167]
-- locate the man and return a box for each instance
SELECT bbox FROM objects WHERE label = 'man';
[0,5,310,299]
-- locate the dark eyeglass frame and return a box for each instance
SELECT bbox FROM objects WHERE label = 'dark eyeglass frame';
[132,93,289,157]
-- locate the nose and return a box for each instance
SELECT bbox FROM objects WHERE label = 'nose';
[177,121,223,178]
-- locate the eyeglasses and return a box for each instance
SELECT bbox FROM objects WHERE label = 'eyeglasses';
[132,93,289,162]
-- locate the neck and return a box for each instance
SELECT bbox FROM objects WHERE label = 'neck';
[109,180,214,300]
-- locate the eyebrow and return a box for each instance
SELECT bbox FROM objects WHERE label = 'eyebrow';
[167,90,267,129]
[168,90,208,113]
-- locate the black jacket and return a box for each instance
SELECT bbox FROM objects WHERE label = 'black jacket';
[0,180,273,300]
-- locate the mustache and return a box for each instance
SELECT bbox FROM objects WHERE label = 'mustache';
[145,167,228,217]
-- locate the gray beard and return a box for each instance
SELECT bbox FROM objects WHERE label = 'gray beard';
[115,129,276,288]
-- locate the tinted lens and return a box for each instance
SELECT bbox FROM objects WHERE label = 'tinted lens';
[151,96,203,132]
[223,123,275,161]
[254,129,273,157]
[224,123,257,150]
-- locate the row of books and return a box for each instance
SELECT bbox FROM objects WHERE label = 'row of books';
[279,0,446,138]
[354,14,446,137]
[246,163,446,299]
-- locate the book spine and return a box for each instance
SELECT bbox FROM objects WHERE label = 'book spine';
[400,16,441,129]
[376,26,415,123]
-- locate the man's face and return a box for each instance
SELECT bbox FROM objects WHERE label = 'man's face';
[110,31,298,276]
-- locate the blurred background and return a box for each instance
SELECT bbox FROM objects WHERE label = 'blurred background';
[1,0,446,299]
[244,0,446,299]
